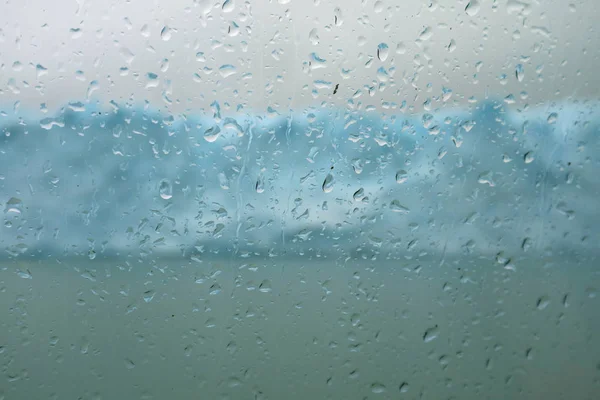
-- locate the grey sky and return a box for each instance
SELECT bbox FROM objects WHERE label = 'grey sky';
[1,0,598,116]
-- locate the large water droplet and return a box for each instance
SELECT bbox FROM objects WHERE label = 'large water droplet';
[399,382,410,393]
[371,383,386,393]
[377,43,389,62]
[259,279,272,293]
[322,173,334,193]
[334,7,344,26]
[219,64,237,78]
[423,325,439,343]
[5,197,22,214]
[353,188,365,202]
[465,0,481,16]
[204,125,221,142]
[515,64,525,82]
[160,26,172,41]
[255,177,265,193]
[159,180,173,200]
[222,0,235,12]
[524,151,535,164]
[309,28,319,45]
[396,42,406,54]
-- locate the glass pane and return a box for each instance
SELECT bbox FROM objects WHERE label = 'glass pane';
[1,1,599,399]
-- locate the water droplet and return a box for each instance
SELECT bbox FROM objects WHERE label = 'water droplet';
[160,58,170,72]
[255,177,265,193]
[204,125,221,142]
[17,270,32,279]
[377,43,389,62]
[160,26,172,41]
[448,39,457,52]
[334,7,343,26]
[36,64,48,78]
[524,151,534,164]
[353,188,365,202]
[419,26,433,41]
[219,64,237,78]
[5,197,22,214]
[536,296,550,310]
[259,279,272,293]
[209,283,222,295]
[423,325,439,343]
[222,0,235,12]
[399,382,410,393]
[371,383,386,393]
[309,28,320,45]
[159,180,173,200]
[351,159,363,174]
[119,47,135,64]
[515,64,525,82]
[393,170,408,185]
[396,42,406,54]
[88,249,96,260]
[390,200,410,214]
[465,0,481,16]
[547,112,558,124]
[124,358,135,369]
[143,290,156,303]
[218,172,230,190]
[322,173,334,193]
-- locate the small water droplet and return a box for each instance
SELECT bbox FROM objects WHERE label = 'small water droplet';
[390,200,410,214]
[351,159,363,174]
[395,170,408,184]
[124,358,135,369]
[447,39,457,52]
[423,325,439,343]
[209,283,222,295]
[371,383,386,394]
[547,112,558,124]
[143,290,156,303]
[159,179,173,200]
[259,279,272,293]
[536,296,550,310]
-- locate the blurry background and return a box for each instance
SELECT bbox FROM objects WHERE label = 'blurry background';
[0,1,599,399]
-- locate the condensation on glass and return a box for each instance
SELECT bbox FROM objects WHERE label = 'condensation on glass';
[0,1,598,399]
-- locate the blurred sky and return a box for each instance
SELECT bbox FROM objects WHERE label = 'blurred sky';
[1,0,598,116]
